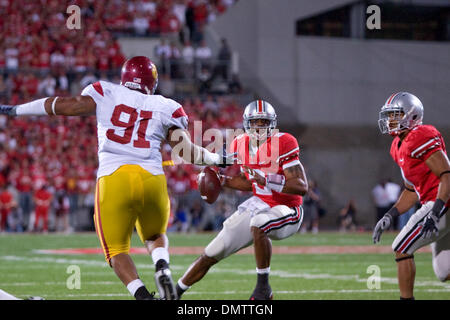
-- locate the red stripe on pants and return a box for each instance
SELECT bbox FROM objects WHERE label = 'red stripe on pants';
[95,183,110,261]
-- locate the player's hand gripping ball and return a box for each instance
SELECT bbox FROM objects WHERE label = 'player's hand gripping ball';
[198,167,222,204]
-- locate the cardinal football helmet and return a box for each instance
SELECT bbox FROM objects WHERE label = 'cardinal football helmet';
[120,56,158,95]
[378,92,423,135]
[243,100,277,140]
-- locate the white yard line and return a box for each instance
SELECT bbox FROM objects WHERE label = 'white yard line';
[209,267,450,288]
[0,281,118,286]
[2,255,449,290]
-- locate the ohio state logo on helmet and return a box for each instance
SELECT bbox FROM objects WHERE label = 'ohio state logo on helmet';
[120,56,158,95]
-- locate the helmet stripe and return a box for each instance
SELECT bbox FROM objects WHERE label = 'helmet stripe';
[257,100,263,113]
[387,92,400,105]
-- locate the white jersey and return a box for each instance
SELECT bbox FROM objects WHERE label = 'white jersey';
[81,81,188,178]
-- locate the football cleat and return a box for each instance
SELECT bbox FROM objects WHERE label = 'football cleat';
[154,268,178,300]
[141,291,159,300]
[249,286,273,300]
[175,283,186,299]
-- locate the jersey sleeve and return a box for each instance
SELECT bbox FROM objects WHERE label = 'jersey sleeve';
[407,126,443,161]
[162,103,189,131]
[277,133,300,170]
[80,81,105,106]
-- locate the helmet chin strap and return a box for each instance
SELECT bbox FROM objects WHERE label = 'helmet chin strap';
[389,125,410,137]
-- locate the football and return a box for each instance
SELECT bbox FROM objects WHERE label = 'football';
[198,167,222,204]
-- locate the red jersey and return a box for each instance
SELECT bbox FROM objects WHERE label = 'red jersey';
[230,132,302,208]
[34,189,52,210]
[0,191,14,212]
[16,173,32,192]
[390,125,449,207]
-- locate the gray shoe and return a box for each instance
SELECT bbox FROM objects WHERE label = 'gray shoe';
[154,268,178,300]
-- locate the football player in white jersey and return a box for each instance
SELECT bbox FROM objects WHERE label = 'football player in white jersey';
[0,56,230,300]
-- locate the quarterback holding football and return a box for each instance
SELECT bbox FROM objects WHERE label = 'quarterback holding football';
[176,100,309,300]
[373,92,450,299]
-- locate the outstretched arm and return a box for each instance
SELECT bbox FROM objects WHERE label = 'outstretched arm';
[1,95,96,117]
[167,127,235,167]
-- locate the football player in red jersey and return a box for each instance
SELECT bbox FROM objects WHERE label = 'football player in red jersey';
[176,100,309,300]
[373,92,450,300]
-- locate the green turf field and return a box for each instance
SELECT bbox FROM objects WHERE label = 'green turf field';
[0,232,448,300]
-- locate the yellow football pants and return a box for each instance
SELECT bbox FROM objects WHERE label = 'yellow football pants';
[93,165,170,262]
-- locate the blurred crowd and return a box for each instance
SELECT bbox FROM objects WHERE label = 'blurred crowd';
[0,0,237,74]
[0,0,129,76]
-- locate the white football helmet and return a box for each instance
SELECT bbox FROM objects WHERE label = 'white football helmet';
[378,92,424,135]
[243,100,277,140]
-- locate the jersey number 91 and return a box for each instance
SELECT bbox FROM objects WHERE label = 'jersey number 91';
[106,104,153,148]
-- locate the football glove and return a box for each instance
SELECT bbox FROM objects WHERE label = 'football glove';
[420,199,445,239]
[420,214,439,239]
[372,207,399,243]
[0,104,16,116]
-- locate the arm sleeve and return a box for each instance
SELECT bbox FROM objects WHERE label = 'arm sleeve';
[163,105,189,131]
[277,133,301,169]
[408,127,443,161]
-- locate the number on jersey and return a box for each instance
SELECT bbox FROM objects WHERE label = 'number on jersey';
[106,104,153,148]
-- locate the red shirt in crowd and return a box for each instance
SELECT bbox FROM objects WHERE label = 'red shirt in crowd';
[34,188,52,211]
[0,191,14,213]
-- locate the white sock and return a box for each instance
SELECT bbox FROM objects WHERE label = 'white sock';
[126,279,145,296]
[152,247,169,265]
[177,279,190,291]
[256,267,271,274]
